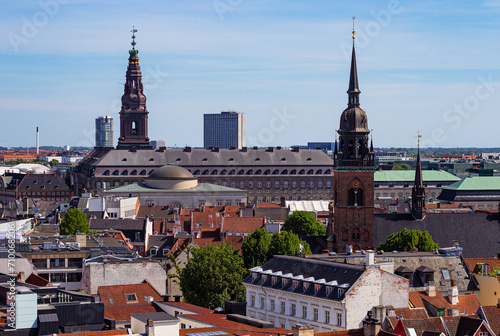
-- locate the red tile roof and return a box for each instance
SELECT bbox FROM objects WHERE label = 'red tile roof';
[465,258,500,274]
[98,281,163,306]
[480,305,500,336]
[387,308,429,330]
[397,317,447,336]
[222,217,265,234]
[25,273,50,287]
[104,304,158,322]
[159,301,214,314]
[255,204,282,208]
[409,291,480,316]
[179,313,290,336]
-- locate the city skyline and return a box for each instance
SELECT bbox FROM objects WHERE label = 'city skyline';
[2,1,500,148]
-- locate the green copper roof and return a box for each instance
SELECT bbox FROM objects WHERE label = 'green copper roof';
[374,170,460,183]
[105,182,244,194]
[442,176,500,191]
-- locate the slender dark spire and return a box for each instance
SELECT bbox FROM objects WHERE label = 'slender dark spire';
[334,135,338,155]
[347,17,360,107]
[412,132,425,220]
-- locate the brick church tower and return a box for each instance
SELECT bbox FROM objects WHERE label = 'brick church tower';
[117,28,152,150]
[328,27,375,253]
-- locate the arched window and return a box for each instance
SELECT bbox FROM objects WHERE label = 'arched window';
[103,170,110,176]
[255,169,262,175]
[148,170,155,175]
[352,229,360,240]
[132,121,138,135]
[121,170,128,176]
[237,169,244,175]
[357,188,364,206]
[348,140,354,158]
[272,169,279,175]
[228,170,235,175]
[316,169,322,174]
[220,170,227,175]
[202,170,209,175]
[139,170,147,176]
[363,230,370,241]
[298,169,305,175]
[193,170,200,175]
[324,169,331,174]
[281,169,288,175]
[130,170,137,175]
[246,169,253,175]
[348,188,355,206]
[290,169,297,175]
[211,170,218,175]
[307,169,314,175]
[264,169,271,175]
[112,170,119,176]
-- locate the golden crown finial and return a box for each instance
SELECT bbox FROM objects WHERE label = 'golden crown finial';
[352,17,356,40]
[416,130,422,147]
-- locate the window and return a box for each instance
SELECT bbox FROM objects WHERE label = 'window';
[325,310,330,324]
[281,301,286,314]
[260,297,265,309]
[313,308,318,321]
[125,293,137,302]
[266,181,271,188]
[50,259,62,268]
[441,269,450,280]
[309,181,314,188]
[270,299,275,311]
[326,180,332,188]
[50,273,66,282]
[275,181,280,188]
[257,181,263,188]
[302,305,307,318]
[109,298,113,303]
[338,288,344,297]
[291,303,296,316]
[337,312,342,326]
[292,181,297,188]
[479,333,488,336]
[67,273,82,282]
[181,323,186,329]
[326,287,332,296]
[239,181,245,188]
[300,181,306,188]
[251,294,255,307]
[284,181,289,188]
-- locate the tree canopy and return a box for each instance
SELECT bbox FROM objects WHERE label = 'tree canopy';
[60,208,90,235]
[180,243,246,309]
[268,230,312,259]
[377,228,439,252]
[282,211,326,236]
[241,228,272,269]
[49,159,59,167]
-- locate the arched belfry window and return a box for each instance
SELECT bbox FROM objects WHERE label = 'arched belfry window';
[348,188,355,206]
[348,140,354,158]
[132,121,138,135]
[357,188,364,206]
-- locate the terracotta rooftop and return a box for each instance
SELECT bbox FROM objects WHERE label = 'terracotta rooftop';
[409,290,480,316]
[316,328,364,336]
[221,216,265,234]
[46,330,129,336]
[255,204,282,208]
[479,305,500,336]
[98,281,163,307]
[25,273,50,287]
[465,257,500,274]
[396,317,447,336]
[104,304,158,322]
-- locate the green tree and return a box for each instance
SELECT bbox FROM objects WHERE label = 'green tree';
[282,211,326,236]
[49,159,59,167]
[241,228,272,270]
[377,228,439,252]
[60,208,90,235]
[394,163,412,170]
[180,243,246,309]
[268,231,312,259]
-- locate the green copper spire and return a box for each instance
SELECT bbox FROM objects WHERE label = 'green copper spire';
[129,26,139,56]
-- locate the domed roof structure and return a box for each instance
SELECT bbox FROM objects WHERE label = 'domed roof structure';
[339,107,370,133]
[145,165,198,190]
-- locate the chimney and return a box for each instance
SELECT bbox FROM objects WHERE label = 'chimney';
[372,306,386,322]
[447,308,459,316]
[362,311,381,336]
[448,279,459,305]
[213,147,219,152]
[365,251,375,266]
[292,325,315,336]
[173,294,182,302]
[146,318,155,336]
[268,146,274,152]
[76,233,87,247]
[241,147,247,152]
[184,146,192,152]
[497,298,500,308]
[426,283,436,297]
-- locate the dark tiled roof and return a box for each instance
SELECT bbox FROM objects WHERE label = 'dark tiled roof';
[455,316,484,336]
[374,212,500,258]
[316,328,364,336]
[146,235,176,254]
[89,218,145,231]
[17,173,70,191]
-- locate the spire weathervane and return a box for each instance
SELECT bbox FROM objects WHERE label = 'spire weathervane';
[352,17,356,40]
[416,131,422,148]
[131,26,137,50]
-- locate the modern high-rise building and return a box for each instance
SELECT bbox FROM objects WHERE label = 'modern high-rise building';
[204,111,245,149]
[95,116,114,148]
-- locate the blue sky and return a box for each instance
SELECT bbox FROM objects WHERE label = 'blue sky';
[2,0,500,148]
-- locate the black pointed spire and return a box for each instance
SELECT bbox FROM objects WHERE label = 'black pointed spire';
[347,20,360,108]
[412,133,425,220]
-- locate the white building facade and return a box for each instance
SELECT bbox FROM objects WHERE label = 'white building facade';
[243,254,408,331]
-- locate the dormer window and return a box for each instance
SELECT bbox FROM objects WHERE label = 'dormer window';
[326,287,332,296]
[338,288,344,297]
[272,276,277,285]
[125,293,137,303]
[262,275,267,282]
[304,283,309,291]
[314,284,320,294]
[292,280,298,289]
